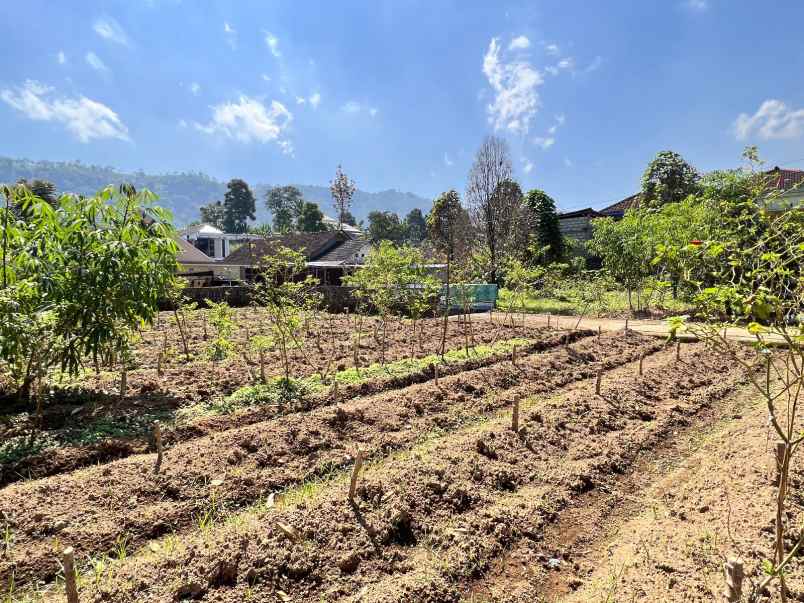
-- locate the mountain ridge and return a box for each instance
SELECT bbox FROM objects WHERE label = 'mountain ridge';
[0,157,431,226]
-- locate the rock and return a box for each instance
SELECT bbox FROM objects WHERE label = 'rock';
[174,580,205,600]
[547,557,561,570]
[698,504,710,513]
[338,552,360,574]
[51,519,69,533]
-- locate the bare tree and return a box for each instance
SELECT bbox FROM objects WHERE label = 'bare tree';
[330,165,356,230]
[466,135,516,284]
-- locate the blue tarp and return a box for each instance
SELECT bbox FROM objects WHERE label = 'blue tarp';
[440,283,498,312]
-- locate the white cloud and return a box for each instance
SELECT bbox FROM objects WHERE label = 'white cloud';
[264,32,281,57]
[309,92,321,108]
[1,80,129,142]
[684,0,708,11]
[93,16,129,46]
[522,158,534,173]
[482,37,543,135]
[223,21,236,48]
[509,35,530,51]
[369,107,378,117]
[194,96,293,151]
[178,119,188,128]
[584,56,603,73]
[533,136,555,149]
[557,58,574,70]
[444,153,454,167]
[189,82,200,95]
[57,51,66,65]
[734,99,804,140]
[85,52,108,72]
[295,96,306,105]
[342,101,361,113]
[545,43,560,56]
[261,73,271,82]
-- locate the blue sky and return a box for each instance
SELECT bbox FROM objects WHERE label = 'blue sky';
[1,0,803,211]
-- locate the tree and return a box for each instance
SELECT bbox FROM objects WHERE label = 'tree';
[0,184,178,403]
[466,135,515,284]
[296,201,326,232]
[266,186,304,233]
[199,200,225,229]
[222,178,256,234]
[330,165,356,230]
[403,208,427,245]
[641,150,700,208]
[367,210,406,245]
[523,188,564,264]
[340,210,358,227]
[427,190,472,356]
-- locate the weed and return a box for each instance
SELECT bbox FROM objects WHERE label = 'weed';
[113,533,129,561]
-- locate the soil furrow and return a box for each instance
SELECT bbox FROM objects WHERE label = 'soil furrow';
[0,330,658,590]
[49,340,744,603]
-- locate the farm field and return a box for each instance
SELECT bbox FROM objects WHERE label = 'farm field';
[2,308,789,602]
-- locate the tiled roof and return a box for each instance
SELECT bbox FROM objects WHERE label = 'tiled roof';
[221,230,347,265]
[317,238,370,264]
[599,193,642,217]
[767,167,804,191]
[557,207,603,219]
[176,237,214,264]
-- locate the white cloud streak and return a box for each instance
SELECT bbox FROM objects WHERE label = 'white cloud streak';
[264,32,281,57]
[223,21,237,48]
[194,96,293,152]
[509,35,530,51]
[190,82,200,95]
[1,80,129,142]
[444,153,454,167]
[57,51,66,64]
[482,37,543,135]
[93,16,130,46]
[734,99,804,140]
[85,51,108,72]
[309,92,321,108]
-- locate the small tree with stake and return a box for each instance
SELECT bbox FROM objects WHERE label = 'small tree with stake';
[252,245,320,384]
[668,157,803,601]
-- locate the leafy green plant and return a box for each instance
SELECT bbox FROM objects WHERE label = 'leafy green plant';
[204,300,235,361]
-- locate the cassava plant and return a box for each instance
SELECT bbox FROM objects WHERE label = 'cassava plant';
[204,299,236,361]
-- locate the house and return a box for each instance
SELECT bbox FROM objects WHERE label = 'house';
[220,230,371,284]
[321,214,362,237]
[556,207,604,244]
[765,167,804,212]
[180,223,262,260]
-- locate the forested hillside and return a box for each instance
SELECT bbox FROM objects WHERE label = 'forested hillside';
[0,157,429,226]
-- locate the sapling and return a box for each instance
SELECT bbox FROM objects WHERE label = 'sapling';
[205,299,236,361]
[250,335,273,383]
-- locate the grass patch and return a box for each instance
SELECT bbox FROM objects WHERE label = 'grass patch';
[498,287,694,317]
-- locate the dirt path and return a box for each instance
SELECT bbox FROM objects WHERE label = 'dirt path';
[37,340,746,603]
[485,311,787,345]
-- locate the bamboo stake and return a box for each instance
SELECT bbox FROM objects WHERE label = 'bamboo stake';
[723,558,743,602]
[348,449,364,503]
[157,351,164,377]
[597,325,602,339]
[512,399,519,433]
[62,547,79,603]
[639,351,645,376]
[676,341,681,361]
[259,350,266,383]
[434,363,440,388]
[153,421,163,475]
[595,368,602,395]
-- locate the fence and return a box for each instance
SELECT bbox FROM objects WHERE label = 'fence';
[167,285,359,311]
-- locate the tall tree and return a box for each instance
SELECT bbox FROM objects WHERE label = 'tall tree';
[340,209,358,227]
[222,178,256,234]
[367,210,406,244]
[427,190,472,356]
[466,135,515,284]
[199,200,225,229]
[330,165,356,230]
[641,150,700,208]
[403,208,427,245]
[266,185,304,233]
[523,189,564,264]
[296,201,326,232]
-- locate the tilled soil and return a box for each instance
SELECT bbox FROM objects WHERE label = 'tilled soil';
[53,339,746,603]
[0,314,529,487]
[0,330,660,589]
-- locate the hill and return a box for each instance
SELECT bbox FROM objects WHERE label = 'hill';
[0,157,431,227]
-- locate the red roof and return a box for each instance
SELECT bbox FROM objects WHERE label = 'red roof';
[599,193,641,217]
[767,167,804,191]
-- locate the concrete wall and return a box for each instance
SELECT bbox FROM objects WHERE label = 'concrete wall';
[558,216,595,243]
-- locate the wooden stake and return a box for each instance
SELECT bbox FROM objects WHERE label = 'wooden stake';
[625,317,629,332]
[676,341,681,361]
[157,351,164,377]
[595,368,602,395]
[62,547,79,603]
[331,378,339,402]
[202,314,208,340]
[723,558,743,602]
[348,449,364,503]
[775,441,787,486]
[119,366,127,399]
[512,399,519,433]
[153,421,163,475]
[597,325,602,339]
[639,351,645,376]
[434,363,440,388]
[511,344,517,366]
[547,313,551,328]
[259,350,266,384]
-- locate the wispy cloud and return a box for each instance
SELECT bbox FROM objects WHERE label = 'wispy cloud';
[369,107,378,117]
[532,136,554,149]
[194,95,293,153]
[93,16,130,46]
[57,50,66,65]
[189,82,200,95]
[295,96,306,105]
[545,43,560,56]
[509,35,530,51]
[309,92,321,109]
[261,74,271,82]
[1,80,129,142]
[584,56,603,73]
[734,99,804,140]
[223,21,237,49]
[444,152,454,167]
[482,36,543,135]
[342,100,361,113]
[264,32,281,57]
[683,0,708,12]
[522,158,534,173]
[533,114,565,149]
[85,51,108,72]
